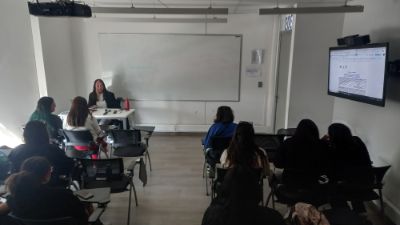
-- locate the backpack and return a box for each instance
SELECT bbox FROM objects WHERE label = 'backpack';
[290,203,330,225]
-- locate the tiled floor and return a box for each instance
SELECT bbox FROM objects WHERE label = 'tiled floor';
[101,134,392,225]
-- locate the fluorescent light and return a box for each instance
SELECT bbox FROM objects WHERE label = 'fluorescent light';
[92,7,229,15]
[259,5,364,14]
[93,17,228,23]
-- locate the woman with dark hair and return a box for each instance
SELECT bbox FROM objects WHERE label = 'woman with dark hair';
[64,96,107,157]
[2,157,88,225]
[29,96,62,141]
[88,79,120,108]
[202,106,237,149]
[325,123,373,212]
[220,121,270,176]
[8,121,73,186]
[202,166,285,225]
[275,119,326,186]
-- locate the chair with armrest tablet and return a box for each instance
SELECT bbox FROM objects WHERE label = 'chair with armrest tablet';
[254,133,285,163]
[62,130,99,159]
[203,136,232,197]
[79,158,138,225]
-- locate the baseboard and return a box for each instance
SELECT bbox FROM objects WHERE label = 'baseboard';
[134,124,271,133]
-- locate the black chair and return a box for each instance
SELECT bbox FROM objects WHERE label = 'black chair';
[132,126,155,171]
[8,214,77,225]
[62,130,99,159]
[372,165,391,215]
[203,136,232,196]
[267,168,329,208]
[212,167,264,203]
[276,128,296,137]
[79,158,138,225]
[254,133,285,163]
[109,129,146,158]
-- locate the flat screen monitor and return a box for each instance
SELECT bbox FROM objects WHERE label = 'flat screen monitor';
[328,43,388,106]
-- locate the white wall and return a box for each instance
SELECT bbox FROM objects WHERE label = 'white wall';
[0,0,39,147]
[38,17,77,114]
[332,0,400,223]
[39,14,280,132]
[287,13,344,133]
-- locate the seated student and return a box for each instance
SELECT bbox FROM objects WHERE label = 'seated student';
[64,96,108,158]
[1,157,88,225]
[203,106,237,149]
[29,96,63,143]
[8,121,73,187]
[324,123,373,212]
[274,119,327,187]
[88,79,120,109]
[220,121,270,177]
[202,166,285,225]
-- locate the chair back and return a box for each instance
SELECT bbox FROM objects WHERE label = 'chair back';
[9,214,77,225]
[210,136,232,151]
[372,165,391,188]
[110,129,141,148]
[254,134,285,162]
[277,128,296,136]
[80,158,124,182]
[62,130,94,146]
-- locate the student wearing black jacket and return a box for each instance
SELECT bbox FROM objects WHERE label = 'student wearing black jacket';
[8,121,73,187]
[88,79,120,108]
[3,157,88,225]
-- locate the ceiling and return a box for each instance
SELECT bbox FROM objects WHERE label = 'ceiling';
[86,0,353,14]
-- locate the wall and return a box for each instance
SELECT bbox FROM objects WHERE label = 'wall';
[59,14,280,132]
[0,0,39,147]
[287,13,344,133]
[38,17,77,114]
[332,0,400,223]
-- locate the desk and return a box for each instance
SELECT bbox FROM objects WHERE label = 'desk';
[59,109,135,130]
[74,187,111,205]
[92,108,135,130]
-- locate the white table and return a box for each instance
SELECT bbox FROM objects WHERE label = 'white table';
[92,108,135,129]
[59,108,135,130]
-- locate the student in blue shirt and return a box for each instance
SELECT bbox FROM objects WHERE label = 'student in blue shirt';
[203,106,237,150]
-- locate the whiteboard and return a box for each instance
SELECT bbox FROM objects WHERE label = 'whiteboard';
[98,33,242,101]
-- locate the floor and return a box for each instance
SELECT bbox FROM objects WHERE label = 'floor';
[101,133,393,225]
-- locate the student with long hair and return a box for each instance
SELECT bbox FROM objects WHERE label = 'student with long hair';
[64,96,108,157]
[29,96,62,142]
[219,121,270,177]
[274,119,326,186]
[8,121,73,186]
[2,157,88,225]
[202,166,285,225]
[203,106,237,150]
[88,79,120,109]
[325,123,373,212]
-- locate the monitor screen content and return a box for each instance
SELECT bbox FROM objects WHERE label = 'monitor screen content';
[328,43,388,106]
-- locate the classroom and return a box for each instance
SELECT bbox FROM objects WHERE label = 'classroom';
[0,0,399,224]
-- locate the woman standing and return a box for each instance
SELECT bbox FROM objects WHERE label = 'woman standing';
[29,96,62,142]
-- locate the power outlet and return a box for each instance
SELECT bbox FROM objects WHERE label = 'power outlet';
[258,81,263,88]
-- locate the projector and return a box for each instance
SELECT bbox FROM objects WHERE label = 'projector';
[28,1,92,17]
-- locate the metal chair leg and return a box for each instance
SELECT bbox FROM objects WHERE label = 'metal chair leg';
[146,149,152,171]
[203,160,206,178]
[379,189,385,215]
[127,182,132,225]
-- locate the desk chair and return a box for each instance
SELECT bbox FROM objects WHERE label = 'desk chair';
[372,165,391,215]
[203,136,232,196]
[276,128,296,137]
[212,167,264,204]
[79,158,138,225]
[254,133,285,163]
[132,126,155,171]
[62,130,99,159]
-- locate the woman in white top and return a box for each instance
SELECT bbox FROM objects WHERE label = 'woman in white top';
[63,96,107,158]
[220,121,270,177]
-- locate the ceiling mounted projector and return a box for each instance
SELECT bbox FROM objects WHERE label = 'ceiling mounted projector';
[28,0,92,17]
